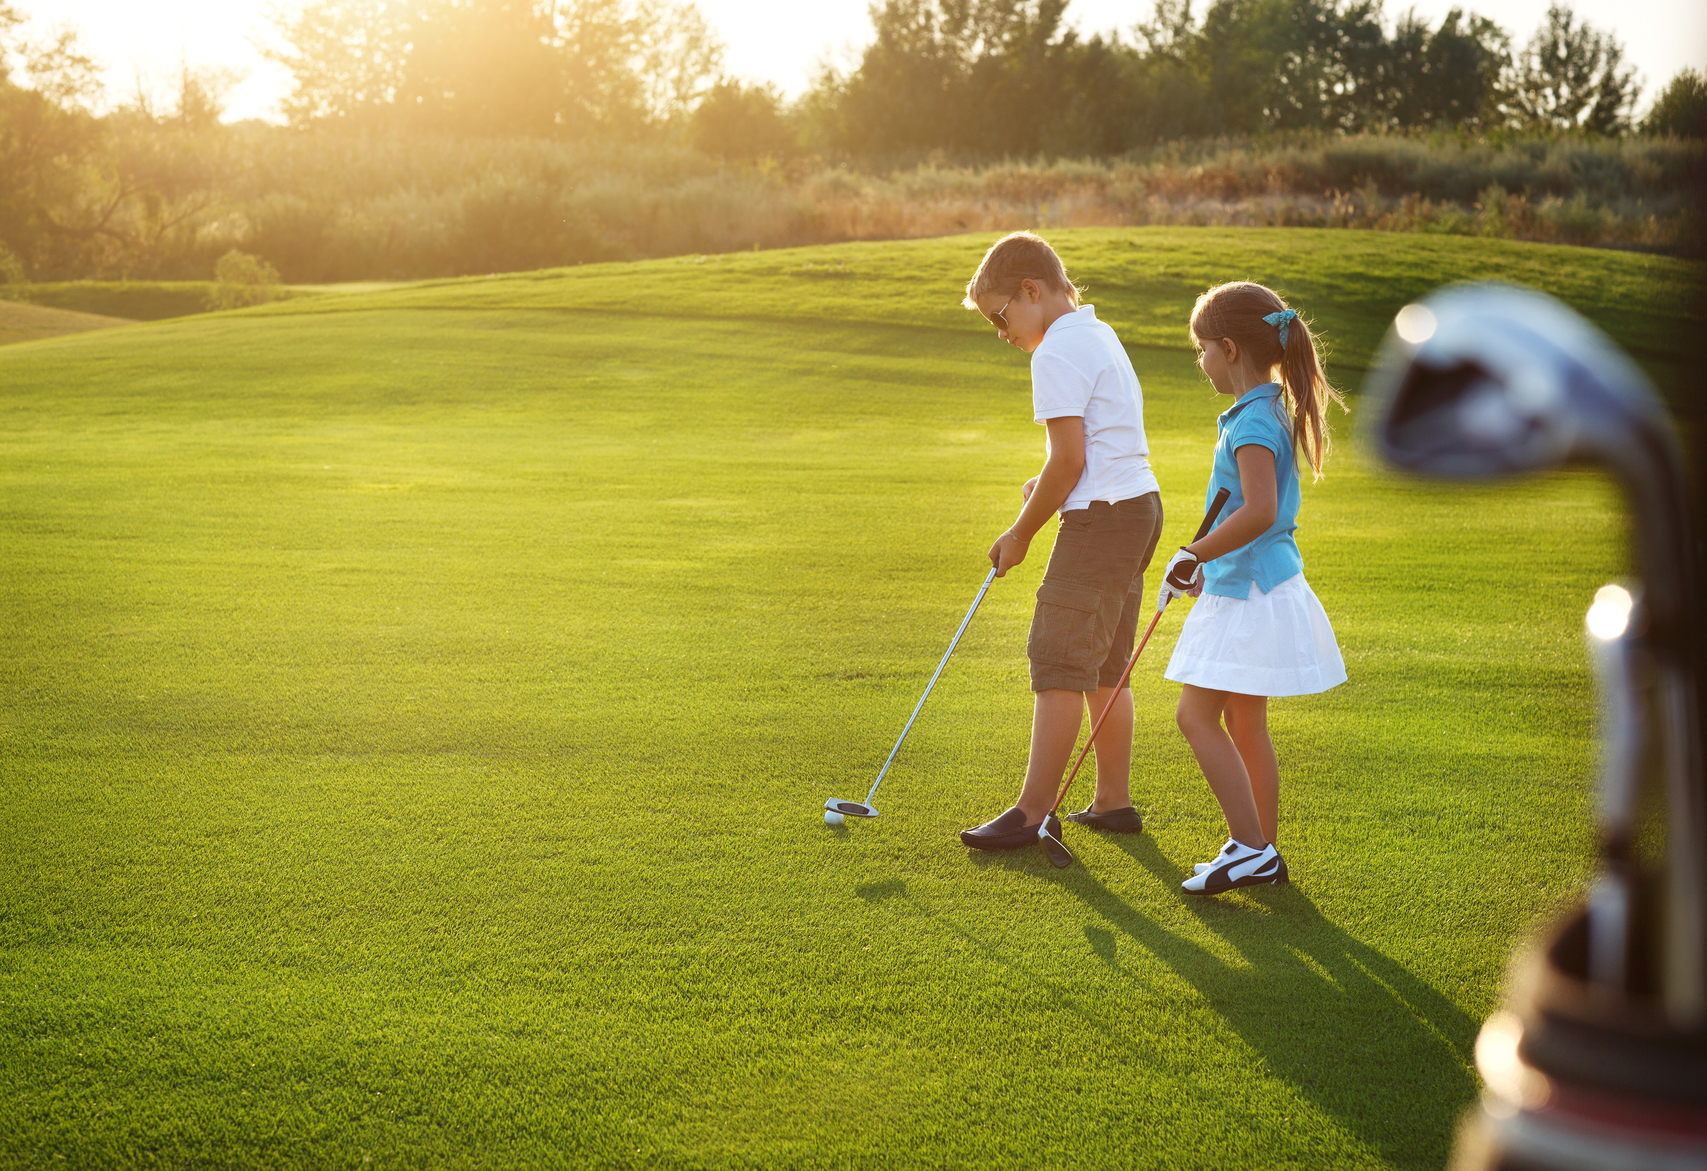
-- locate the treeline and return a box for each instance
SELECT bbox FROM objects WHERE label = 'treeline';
[817,0,1608,158]
[1,0,1703,285]
[262,0,1705,155]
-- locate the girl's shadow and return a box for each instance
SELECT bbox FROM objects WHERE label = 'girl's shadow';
[968,837,1479,1170]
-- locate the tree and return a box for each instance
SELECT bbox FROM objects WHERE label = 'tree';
[125,60,243,128]
[0,3,109,277]
[1643,69,1706,138]
[263,0,415,124]
[0,1,100,105]
[691,79,793,161]
[1380,7,1508,130]
[402,0,565,135]
[1183,0,1399,133]
[1121,0,1217,141]
[820,0,1080,158]
[264,0,723,136]
[553,0,648,129]
[637,1,723,121]
[1507,3,1639,134]
[827,0,982,157]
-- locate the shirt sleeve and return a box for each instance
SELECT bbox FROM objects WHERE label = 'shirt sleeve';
[1031,351,1091,422]
[1230,397,1292,462]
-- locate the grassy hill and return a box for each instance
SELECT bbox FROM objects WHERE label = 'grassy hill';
[0,228,1696,1169]
[15,281,329,325]
[0,298,135,346]
[281,228,1696,403]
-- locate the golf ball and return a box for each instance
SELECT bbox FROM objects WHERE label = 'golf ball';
[825,810,844,826]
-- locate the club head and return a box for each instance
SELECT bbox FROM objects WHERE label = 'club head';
[1365,282,1667,482]
[824,798,877,819]
[1364,281,1693,638]
[1039,819,1073,869]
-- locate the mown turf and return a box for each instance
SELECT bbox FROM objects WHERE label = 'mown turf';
[0,227,1690,1169]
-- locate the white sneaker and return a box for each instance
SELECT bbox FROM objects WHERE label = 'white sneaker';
[1189,839,1253,876]
[1193,844,1292,877]
[1182,839,1288,894]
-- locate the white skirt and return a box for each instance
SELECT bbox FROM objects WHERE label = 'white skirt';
[1164,573,1346,697]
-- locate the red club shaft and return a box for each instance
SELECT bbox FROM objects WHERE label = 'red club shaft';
[1048,603,1168,816]
[1045,485,1229,821]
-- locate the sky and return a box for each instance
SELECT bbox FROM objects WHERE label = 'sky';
[15,0,1707,122]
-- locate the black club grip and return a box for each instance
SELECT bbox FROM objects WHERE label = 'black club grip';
[1164,489,1233,592]
[1192,487,1232,543]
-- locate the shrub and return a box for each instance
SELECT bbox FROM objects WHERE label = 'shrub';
[14,127,1704,283]
[209,249,281,309]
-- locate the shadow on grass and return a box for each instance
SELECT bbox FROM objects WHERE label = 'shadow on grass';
[966,837,1479,1170]
[854,877,907,902]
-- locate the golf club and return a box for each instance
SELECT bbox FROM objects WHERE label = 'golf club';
[1039,487,1233,868]
[1364,282,1705,1169]
[823,566,999,824]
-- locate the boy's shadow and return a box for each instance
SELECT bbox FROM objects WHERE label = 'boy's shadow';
[967,836,1479,1170]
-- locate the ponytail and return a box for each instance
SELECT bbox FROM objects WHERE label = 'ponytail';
[1190,282,1347,480]
[1277,311,1343,478]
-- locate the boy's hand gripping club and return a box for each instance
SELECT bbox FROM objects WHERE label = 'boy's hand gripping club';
[1038,487,1233,869]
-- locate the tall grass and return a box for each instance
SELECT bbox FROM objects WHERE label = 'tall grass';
[40,129,1707,282]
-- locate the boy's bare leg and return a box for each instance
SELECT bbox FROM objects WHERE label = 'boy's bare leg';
[1175,684,1266,848]
[1014,688,1087,820]
[1088,684,1133,811]
[1223,693,1279,844]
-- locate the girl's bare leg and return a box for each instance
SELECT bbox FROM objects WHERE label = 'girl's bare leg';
[1223,693,1279,844]
[1088,684,1133,811]
[1175,684,1265,848]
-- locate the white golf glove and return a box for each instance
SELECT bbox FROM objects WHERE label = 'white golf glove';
[1156,547,1203,608]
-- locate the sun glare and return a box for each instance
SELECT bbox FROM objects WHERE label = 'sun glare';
[1393,303,1437,345]
[1586,583,1634,641]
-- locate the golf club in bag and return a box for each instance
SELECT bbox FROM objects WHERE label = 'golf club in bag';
[1038,487,1233,869]
[1364,284,1706,1169]
[823,567,999,824]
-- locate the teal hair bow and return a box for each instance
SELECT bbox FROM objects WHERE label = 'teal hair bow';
[1263,308,1297,347]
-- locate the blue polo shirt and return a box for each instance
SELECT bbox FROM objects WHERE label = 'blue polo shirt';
[1201,384,1304,599]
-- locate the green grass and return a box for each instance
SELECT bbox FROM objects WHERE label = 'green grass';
[0,227,1690,1169]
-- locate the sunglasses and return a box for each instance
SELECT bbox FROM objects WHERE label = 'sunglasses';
[989,298,1012,332]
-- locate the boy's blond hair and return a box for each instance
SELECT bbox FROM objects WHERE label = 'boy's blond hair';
[961,230,1082,311]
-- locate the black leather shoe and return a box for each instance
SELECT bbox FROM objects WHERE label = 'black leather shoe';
[1063,804,1144,834]
[960,806,1061,850]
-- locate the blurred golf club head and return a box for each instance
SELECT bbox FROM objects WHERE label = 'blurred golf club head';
[1365,282,1692,641]
[1368,283,1660,475]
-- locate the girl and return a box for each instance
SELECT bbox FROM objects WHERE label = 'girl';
[1157,282,1347,895]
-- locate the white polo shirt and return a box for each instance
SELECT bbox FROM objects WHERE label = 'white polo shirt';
[1030,304,1159,514]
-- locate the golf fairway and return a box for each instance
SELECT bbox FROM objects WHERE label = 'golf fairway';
[2,228,1698,1168]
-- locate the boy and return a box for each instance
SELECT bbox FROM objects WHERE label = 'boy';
[959,231,1164,850]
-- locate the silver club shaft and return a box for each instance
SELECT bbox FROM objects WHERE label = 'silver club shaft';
[863,567,999,807]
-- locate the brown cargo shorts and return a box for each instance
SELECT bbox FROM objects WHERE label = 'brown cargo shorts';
[1027,492,1165,693]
